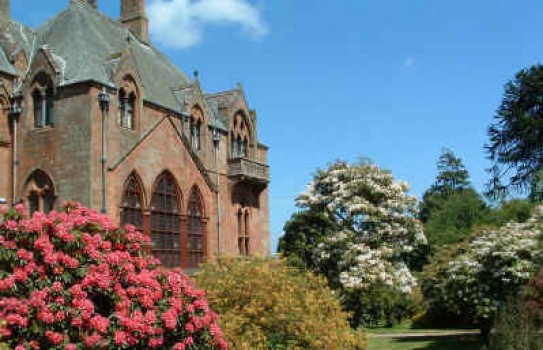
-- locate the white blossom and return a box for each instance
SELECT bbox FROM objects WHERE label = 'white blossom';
[300,161,426,295]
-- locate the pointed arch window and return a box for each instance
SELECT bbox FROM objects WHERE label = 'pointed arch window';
[121,174,144,230]
[150,173,182,268]
[24,170,55,216]
[187,189,205,268]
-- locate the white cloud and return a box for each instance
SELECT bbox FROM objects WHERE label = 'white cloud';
[148,0,268,49]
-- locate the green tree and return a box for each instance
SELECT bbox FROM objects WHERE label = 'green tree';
[424,189,488,247]
[420,149,472,223]
[487,64,543,198]
[277,208,338,269]
[419,149,487,247]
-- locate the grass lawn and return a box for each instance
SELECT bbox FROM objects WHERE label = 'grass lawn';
[367,335,483,350]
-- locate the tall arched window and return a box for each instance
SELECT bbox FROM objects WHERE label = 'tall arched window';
[150,172,182,268]
[120,173,144,230]
[187,189,205,268]
[24,170,55,215]
[32,74,54,128]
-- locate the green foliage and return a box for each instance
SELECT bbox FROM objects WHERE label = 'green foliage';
[196,257,367,350]
[344,285,424,328]
[420,149,472,223]
[277,208,338,269]
[487,64,543,197]
[484,199,535,227]
[424,189,488,247]
[421,208,543,337]
[419,149,487,250]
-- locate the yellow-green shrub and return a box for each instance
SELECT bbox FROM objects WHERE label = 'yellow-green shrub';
[196,257,366,350]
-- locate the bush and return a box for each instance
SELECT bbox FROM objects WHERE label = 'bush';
[343,284,423,328]
[486,300,543,350]
[0,203,227,349]
[196,257,366,350]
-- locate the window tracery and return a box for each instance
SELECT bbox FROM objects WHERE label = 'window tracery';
[120,173,144,230]
[150,172,182,268]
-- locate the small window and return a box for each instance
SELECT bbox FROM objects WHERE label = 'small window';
[25,170,55,216]
[119,89,135,129]
[33,88,54,128]
[238,209,250,257]
[191,119,201,150]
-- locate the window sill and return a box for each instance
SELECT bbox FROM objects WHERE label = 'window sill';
[31,126,55,133]
[120,126,137,133]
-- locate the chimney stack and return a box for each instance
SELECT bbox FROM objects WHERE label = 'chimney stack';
[72,0,98,9]
[120,0,149,43]
[0,0,9,23]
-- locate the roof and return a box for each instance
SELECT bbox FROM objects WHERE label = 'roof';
[32,2,191,112]
[0,20,36,76]
[0,2,247,133]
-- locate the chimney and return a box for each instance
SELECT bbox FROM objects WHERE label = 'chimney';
[120,0,149,43]
[72,0,98,9]
[0,0,9,23]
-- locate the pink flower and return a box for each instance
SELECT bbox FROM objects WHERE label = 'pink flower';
[114,331,127,345]
[45,330,64,345]
[162,308,178,330]
[90,315,110,334]
[173,343,186,350]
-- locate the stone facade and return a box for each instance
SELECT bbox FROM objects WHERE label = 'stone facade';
[0,0,271,268]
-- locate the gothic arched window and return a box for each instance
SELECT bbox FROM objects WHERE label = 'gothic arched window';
[150,172,182,268]
[121,173,144,230]
[187,189,205,268]
[231,112,251,159]
[24,170,55,215]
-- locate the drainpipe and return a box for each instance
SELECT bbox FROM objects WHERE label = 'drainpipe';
[9,93,21,205]
[213,128,222,255]
[98,88,111,214]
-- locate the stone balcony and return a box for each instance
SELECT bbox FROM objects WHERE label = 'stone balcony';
[228,157,270,184]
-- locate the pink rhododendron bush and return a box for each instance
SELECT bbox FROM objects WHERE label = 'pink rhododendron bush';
[0,202,227,350]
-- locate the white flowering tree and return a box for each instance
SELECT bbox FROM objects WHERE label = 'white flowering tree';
[296,160,427,326]
[422,207,543,336]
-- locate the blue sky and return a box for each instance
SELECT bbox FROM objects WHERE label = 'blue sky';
[15,1,543,252]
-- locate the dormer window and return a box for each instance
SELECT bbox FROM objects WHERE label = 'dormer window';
[32,86,54,128]
[119,88,135,129]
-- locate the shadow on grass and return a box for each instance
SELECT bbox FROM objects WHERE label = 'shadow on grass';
[393,335,482,350]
